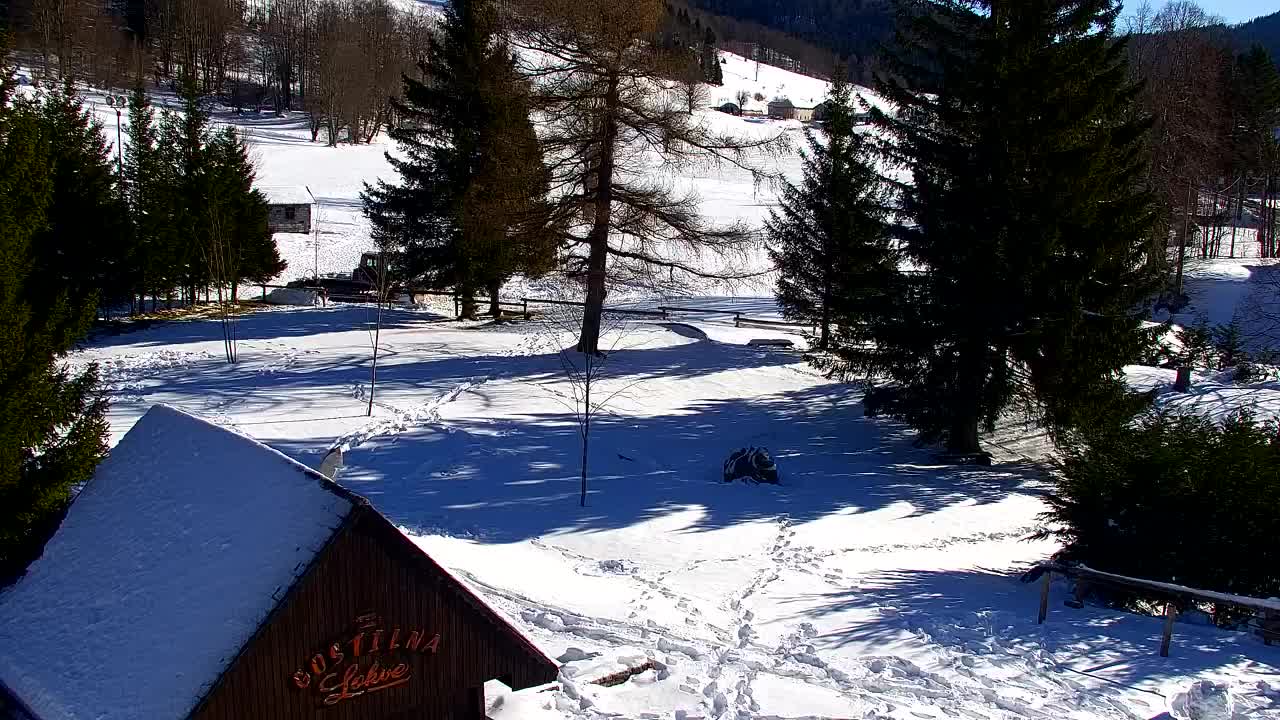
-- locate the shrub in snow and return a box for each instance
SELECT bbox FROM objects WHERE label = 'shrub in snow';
[1171,680,1233,720]
[1212,320,1246,369]
[1174,315,1216,370]
[1234,362,1280,383]
[723,447,779,484]
[1172,316,1251,372]
[1045,410,1280,618]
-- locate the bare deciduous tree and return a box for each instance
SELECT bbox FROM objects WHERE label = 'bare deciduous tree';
[516,0,785,354]
[532,301,642,506]
[1124,1,1232,294]
[365,251,391,416]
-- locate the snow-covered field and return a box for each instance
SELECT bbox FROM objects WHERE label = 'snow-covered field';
[76,305,1280,720]
[79,50,872,290]
[65,51,1280,720]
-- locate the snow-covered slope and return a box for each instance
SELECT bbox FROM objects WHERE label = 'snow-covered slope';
[713,50,887,115]
[79,50,851,290]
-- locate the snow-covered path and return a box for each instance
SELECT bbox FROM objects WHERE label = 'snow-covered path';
[76,306,1280,720]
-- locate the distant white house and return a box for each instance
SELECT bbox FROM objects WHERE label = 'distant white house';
[260,185,314,234]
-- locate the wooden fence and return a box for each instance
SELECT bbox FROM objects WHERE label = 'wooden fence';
[258,284,814,333]
[1034,563,1280,656]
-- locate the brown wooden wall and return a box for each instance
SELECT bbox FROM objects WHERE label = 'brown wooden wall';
[191,505,557,720]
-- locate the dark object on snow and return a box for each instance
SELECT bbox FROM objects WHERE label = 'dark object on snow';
[723,447,779,484]
[935,451,993,466]
[747,338,794,348]
[1174,366,1192,392]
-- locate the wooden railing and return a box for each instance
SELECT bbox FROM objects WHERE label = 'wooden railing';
[260,284,813,333]
[1034,563,1280,656]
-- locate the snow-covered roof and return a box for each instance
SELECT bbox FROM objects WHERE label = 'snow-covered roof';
[259,185,313,206]
[768,98,795,108]
[0,405,354,720]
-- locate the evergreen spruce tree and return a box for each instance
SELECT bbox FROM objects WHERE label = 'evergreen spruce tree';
[1227,46,1280,178]
[703,27,722,85]
[767,71,893,352]
[868,0,1160,454]
[0,64,108,582]
[121,81,170,311]
[158,72,213,304]
[205,127,285,297]
[362,0,554,319]
[30,83,130,313]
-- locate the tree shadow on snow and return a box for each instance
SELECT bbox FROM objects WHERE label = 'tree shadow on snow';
[335,381,1046,542]
[95,325,810,469]
[87,306,448,349]
[787,566,1280,695]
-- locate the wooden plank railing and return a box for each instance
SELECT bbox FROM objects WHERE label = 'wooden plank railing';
[1034,563,1280,656]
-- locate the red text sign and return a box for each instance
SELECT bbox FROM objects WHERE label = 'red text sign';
[290,613,440,706]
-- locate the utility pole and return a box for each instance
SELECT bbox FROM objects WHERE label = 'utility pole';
[307,185,318,281]
[115,107,123,174]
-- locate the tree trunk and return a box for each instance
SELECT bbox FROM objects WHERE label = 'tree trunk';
[577,75,620,356]
[580,353,591,507]
[947,338,987,455]
[1230,176,1241,258]
[459,290,477,320]
[487,278,501,317]
[1174,179,1192,296]
[818,272,832,350]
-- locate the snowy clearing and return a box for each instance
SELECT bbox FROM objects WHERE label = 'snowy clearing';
[57,47,1280,720]
[74,306,1280,720]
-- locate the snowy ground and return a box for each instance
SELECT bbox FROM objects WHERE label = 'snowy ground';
[1164,250,1280,358]
[75,305,1280,720]
[62,46,1280,720]
[76,50,858,288]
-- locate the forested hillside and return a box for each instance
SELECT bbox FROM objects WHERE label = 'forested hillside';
[675,0,892,82]
[686,0,891,60]
[1233,10,1280,62]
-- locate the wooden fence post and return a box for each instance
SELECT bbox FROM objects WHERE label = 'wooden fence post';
[1160,602,1176,657]
[734,312,741,328]
[1038,571,1051,624]
[523,299,529,320]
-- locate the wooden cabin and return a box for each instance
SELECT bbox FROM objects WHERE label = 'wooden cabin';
[766,98,796,119]
[0,406,558,720]
[767,98,820,122]
[263,185,315,234]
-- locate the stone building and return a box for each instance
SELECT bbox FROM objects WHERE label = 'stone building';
[263,185,314,234]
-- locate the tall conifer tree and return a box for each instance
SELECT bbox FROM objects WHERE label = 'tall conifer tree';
[868,0,1160,454]
[121,81,169,310]
[362,0,554,318]
[767,71,893,352]
[205,127,286,297]
[703,27,722,85]
[30,84,130,312]
[158,72,213,304]
[0,64,108,582]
